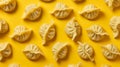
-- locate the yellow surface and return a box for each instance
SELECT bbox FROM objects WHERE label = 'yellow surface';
[0,0,120,67]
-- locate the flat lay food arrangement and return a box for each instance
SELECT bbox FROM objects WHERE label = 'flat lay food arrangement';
[0,0,120,67]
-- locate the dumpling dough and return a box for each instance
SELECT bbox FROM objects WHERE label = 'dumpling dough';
[101,64,111,67]
[44,64,54,67]
[0,19,9,34]
[23,44,43,61]
[0,43,12,61]
[77,42,94,62]
[52,42,69,61]
[80,4,100,20]
[87,25,108,41]
[102,44,120,60]
[22,4,42,21]
[65,18,81,41]
[105,0,120,10]
[8,63,21,67]
[40,0,54,2]
[110,16,120,38]
[51,3,73,19]
[74,0,84,2]
[68,62,81,67]
[39,22,56,45]
[11,25,32,42]
[0,0,16,12]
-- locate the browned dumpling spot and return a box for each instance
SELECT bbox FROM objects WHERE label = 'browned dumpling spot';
[105,0,120,10]
[87,25,108,41]
[74,0,84,2]
[11,25,32,42]
[0,42,12,61]
[65,18,81,41]
[52,42,69,61]
[40,0,54,2]
[22,4,42,21]
[51,3,73,19]
[102,44,120,60]
[39,22,56,45]
[23,44,43,61]
[80,4,100,20]
[8,63,21,67]
[77,42,95,62]
[0,0,16,12]
[110,16,120,38]
[0,19,9,34]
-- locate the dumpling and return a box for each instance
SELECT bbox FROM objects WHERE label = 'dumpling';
[39,22,56,45]
[74,0,84,2]
[22,4,42,21]
[110,16,120,38]
[8,63,21,67]
[0,0,16,12]
[0,19,9,34]
[23,44,43,61]
[52,42,69,61]
[101,64,111,67]
[105,0,120,10]
[87,25,108,41]
[77,41,95,62]
[68,62,81,67]
[0,43,12,61]
[40,0,54,2]
[80,4,100,20]
[102,44,120,60]
[51,3,73,19]
[11,25,32,42]
[65,18,81,41]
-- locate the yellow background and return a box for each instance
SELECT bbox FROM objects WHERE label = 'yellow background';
[0,0,120,67]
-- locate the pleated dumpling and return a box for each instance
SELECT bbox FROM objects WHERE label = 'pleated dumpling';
[80,4,100,20]
[0,43,12,61]
[11,26,32,42]
[40,0,54,2]
[0,0,16,12]
[87,25,108,41]
[8,63,21,67]
[51,3,73,19]
[52,42,69,61]
[68,62,81,67]
[102,44,120,60]
[105,0,120,10]
[77,42,95,62]
[23,44,43,61]
[0,19,9,34]
[110,16,120,38]
[65,18,81,41]
[39,22,56,45]
[22,4,42,21]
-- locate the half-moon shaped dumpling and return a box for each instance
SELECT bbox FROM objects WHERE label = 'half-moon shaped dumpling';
[0,0,16,12]
[87,25,108,41]
[0,42,12,61]
[40,0,54,2]
[22,4,42,21]
[39,22,56,45]
[0,19,9,34]
[51,3,73,19]
[11,25,32,42]
[8,63,21,67]
[102,44,120,60]
[52,42,69,61]
[80,4,100,20]
[105,0,120,10]
[77,42,95,62]
[110,16,120,38]
[23,44,43,61]
[68,62,81,67]
[65,18,81,41]
[101,64,111,67]
[74,0,84,2]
